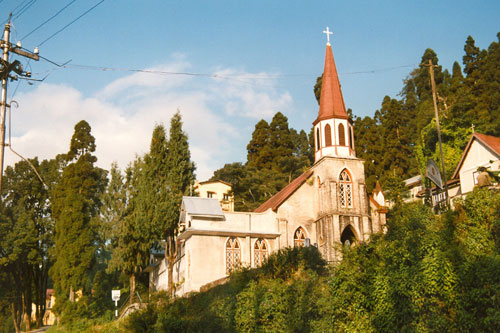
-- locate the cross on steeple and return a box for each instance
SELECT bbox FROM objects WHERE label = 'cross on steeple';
[323,27,333,45]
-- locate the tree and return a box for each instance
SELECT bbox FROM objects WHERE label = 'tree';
[142,112,195,298]
[50,120,107,318]
[0,157,61,331]
[246,119,272,169]
[107,159,152,305]
[164,112,196,297]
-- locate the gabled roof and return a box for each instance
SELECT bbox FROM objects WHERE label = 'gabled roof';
[452,133,500,179]
[254,169,313,213]
[198,179,232,187]
[373,181,383,194]
[181,197,224,218]
[313,43,348,125]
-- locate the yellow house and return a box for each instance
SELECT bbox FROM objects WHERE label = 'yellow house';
[194,180,234,212]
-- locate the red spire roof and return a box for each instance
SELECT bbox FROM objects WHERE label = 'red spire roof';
[313,44,348,125]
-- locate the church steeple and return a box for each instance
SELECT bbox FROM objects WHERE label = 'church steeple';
[313,28,355,163]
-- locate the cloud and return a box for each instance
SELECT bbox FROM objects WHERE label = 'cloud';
[6,58,293,181]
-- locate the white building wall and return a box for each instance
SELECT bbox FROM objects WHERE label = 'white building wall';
[459,140,500,194]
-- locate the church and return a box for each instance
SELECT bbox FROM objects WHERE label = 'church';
[148,31,387,297]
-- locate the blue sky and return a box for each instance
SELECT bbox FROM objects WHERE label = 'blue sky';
[2,0,500,179]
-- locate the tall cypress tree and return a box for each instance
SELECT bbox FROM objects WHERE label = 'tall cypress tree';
[164,112,196,296]
[50,120,107,313]
[141,112,195,297]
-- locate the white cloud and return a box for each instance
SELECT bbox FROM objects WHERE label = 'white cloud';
[5,58,293,181]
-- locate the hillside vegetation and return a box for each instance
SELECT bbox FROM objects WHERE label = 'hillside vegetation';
[114,188,500,332]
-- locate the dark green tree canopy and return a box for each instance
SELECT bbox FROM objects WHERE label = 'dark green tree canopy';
[67,120,97,161]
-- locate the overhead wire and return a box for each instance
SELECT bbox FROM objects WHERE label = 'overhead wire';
[50,62,417,80]
[14,0,38,20]
[21,0,79,40]
[39,0,105,46]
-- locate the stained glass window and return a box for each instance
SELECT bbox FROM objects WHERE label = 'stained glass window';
[294,227,307,247]
[254,238,268,267]
[339,169,353,208]
[226,237,241,274]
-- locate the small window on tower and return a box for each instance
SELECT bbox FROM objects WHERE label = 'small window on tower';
[325,124,332,146]
[338,123,345,146]
[316,128,320,151]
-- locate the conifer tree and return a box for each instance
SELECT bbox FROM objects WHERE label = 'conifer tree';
[247,119,272,169]
[50,120,107,312]
[164,112,196,296]
[107,158,152,304]
[141,112,195,297]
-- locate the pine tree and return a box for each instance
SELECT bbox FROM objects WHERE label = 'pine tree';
[50,120,107,314]
[247,119,272,169]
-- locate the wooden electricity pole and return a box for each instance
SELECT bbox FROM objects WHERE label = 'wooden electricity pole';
[427,59,450,208]
[0,14,40,192]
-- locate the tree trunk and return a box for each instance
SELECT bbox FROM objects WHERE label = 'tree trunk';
[166,236,178,298]
[69,286,75,302]
[11,302,22,333]
[129,273,136,305]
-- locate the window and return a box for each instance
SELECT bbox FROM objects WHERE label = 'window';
[316,128,320,151]
[226,237,241,274]
[338,123,345,146]
[349,126,354,149]
[324,124,332,146]
[339,169,353,208]
[223,193,230,201]
[254,238,268,267]
[294,227,307,247]
[207,191,214,198]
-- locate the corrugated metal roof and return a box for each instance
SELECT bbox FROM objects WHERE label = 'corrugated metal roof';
[404,175,422,186]
[182,196,224,218]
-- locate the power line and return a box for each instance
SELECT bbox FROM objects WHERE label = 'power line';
[21,0,79,40]
[39,0,105,46]
[50,62,417,79]
[13,0,38,20]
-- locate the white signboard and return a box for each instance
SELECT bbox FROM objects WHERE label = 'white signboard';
[111,290,120,301]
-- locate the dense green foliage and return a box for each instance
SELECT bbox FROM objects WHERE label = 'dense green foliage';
[212,112,313,211]
[122,189,500,332]
[352,34,500,191]
[50,120,108,322]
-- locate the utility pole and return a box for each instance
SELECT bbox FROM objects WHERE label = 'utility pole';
[0,14,39,192]
[427,59,450,208]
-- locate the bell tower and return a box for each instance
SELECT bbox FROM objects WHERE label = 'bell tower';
[313,28,356,163]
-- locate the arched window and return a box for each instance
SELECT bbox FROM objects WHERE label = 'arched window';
[226,237,241,274]
[254,238,268,267]
[316,128,320,151]
[349,126,354,149]
[324,124,332,146]
[338,123,345,146]
[294,227,307,247]
[339,169,353,208]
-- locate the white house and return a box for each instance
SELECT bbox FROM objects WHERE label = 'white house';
[452,133,500,195]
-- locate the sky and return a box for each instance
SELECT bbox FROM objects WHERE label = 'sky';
[1,0,500,180]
